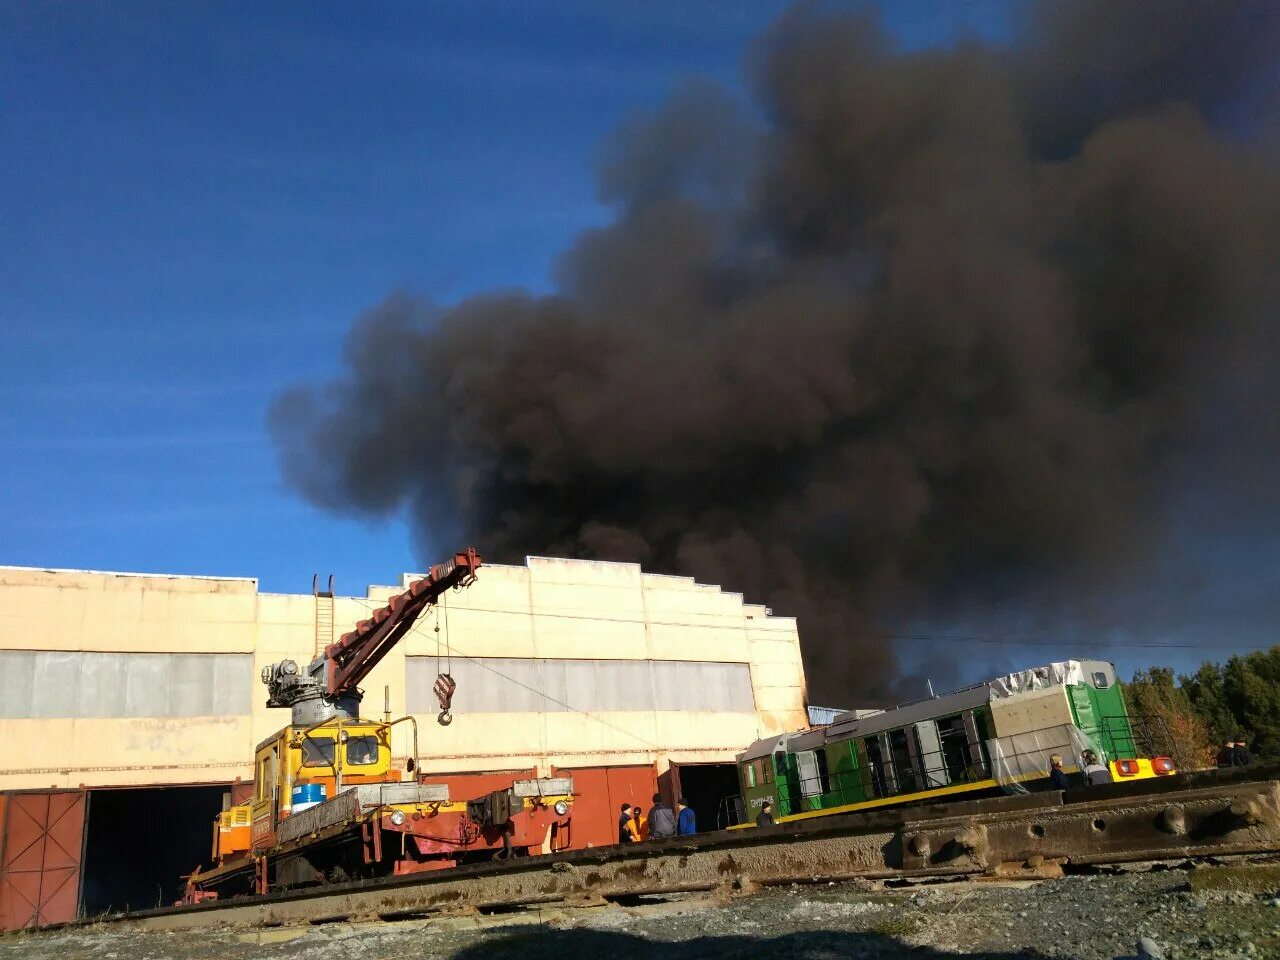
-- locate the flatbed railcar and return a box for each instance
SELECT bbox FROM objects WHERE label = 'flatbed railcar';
[730,658,1176,827]
[187,713,574,900]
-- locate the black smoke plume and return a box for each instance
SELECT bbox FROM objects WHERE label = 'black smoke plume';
[273,2,1280,703]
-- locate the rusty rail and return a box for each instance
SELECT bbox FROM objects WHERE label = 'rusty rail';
[33,766,1280,934]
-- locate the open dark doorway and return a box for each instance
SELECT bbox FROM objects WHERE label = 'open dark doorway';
[673,763,741,832]
[81,784,226,915]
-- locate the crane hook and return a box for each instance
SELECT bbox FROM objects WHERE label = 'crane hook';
[433,672,456,727]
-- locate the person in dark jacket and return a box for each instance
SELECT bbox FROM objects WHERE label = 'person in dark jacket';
[648,792,677,838]
[618,803,634,844]
[1232,736,1254,767]
[1048,754,1070,790]
[1217,739,1237,768]
[755,799,775,827]
[676,797,696,836]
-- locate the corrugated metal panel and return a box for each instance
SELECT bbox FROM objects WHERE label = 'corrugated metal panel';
[807,705,847,726]
[123,654,171,716]
[407,657,755,715]
[727,664,756,712]
[562,660,600,711]
[77,652,127,716]
[33,652,80,718]
[0,652,253,719]
[648,661,682,711]
[0,652,36,717]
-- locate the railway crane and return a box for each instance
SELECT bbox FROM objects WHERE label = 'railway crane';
[183,548,574,901]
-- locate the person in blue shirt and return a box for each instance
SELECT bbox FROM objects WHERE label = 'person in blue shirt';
[676,797,696,836]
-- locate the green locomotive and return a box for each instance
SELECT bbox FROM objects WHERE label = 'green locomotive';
[734,659,1175,826]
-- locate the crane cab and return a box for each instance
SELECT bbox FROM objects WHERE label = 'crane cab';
[212,716,403,860]
[250,717,400,849]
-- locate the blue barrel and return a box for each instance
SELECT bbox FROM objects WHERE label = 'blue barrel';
[291,782,326,814]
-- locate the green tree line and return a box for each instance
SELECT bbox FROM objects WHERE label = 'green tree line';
[1121,645,1280,769]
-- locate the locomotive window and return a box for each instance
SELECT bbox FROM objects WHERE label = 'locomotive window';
[746,763,756,788]
[763,757,774,784]
[346,736,379,766]
[1092,672,1110,689]
[302,737,337,767]
[814,750,830,794]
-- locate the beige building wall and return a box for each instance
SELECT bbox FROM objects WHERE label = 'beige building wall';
[0,557,808,791]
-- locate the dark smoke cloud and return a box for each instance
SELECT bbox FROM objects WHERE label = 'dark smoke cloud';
[272,2,1280,703]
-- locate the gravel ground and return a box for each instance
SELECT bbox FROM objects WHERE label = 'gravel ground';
[4,866,1280,960]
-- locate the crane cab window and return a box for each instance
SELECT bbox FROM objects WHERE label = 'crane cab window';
[301,737,337,767]
[346,736,379,766]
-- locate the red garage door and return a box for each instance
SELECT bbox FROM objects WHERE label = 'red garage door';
[552,764,657,849]
[0,791,87,930]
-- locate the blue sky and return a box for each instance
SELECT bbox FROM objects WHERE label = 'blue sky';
[2,1,1263,688]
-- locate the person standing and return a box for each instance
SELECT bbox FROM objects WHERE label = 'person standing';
[1217,739,1237,768]
[618,803,634,844]
[630,805,648,841]
[755,799,775,827]
[676,797,697,836]
[1232,736,1254,767]
[648,792,677,839]
[1048,754,1070,790]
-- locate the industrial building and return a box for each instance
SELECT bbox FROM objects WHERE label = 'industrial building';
[0,556,808,928]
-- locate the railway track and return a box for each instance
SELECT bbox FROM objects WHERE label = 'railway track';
[38,765,1280,934]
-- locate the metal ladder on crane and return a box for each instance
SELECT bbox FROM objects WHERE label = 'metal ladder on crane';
[313,574,335,657]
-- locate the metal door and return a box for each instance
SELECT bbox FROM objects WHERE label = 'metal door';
[0,791,87,930]
[1068,685,1102,754]
[795,750,821,798]
[913,721,949,788]
[551,764,657,849]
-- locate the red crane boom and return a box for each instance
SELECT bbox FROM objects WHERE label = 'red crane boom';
[323,547,481,698]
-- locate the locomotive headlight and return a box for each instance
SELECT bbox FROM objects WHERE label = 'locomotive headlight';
[390,810,406,826]
[554,800,569,816]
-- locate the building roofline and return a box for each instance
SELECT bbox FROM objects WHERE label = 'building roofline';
[0,563,258,585]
